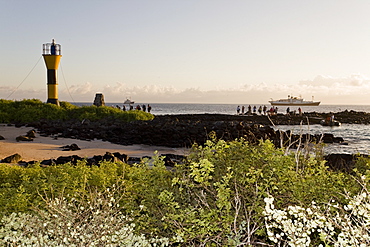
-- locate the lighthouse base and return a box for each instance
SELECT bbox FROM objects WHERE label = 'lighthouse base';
[47,99,60,106]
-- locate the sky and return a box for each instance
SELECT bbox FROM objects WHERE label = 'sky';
[2,0,370,105]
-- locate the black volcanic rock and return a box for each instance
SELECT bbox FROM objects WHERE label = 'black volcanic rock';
[2,153,22,163]
[16,135,33,142]
[60,143,81,151]
[6,111,370,173]
[26,129,36,138]
[25,113,351,149]
[324,153,368,173]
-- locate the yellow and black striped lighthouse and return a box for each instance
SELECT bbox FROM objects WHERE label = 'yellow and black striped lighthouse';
[42,39,62,106]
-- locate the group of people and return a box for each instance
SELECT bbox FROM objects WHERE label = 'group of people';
[236,105,306,116]
[236,105,279,115]
[135,104,152,113]
[285,107,302,116]
[115,104,152,113]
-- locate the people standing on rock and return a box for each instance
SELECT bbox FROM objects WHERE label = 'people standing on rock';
[241,105,245,115]
[269,107,276,115]
[286,107,290,115]
[268,107,273,115]
[122,105,126,111]
[236,105,240,114]
[130,104,134,110]
[142,104,146,112]
[298,107,302,116]
[263,105,267,115]
[253,106,257,114]
[147,104,152,113]
[136,105,141,110]
[258,106,262,114]
[248,105,252,115]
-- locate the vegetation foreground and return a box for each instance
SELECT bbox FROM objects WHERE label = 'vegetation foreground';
[0,99,154,123]
[1,99,370,246]
[0,136,370,246]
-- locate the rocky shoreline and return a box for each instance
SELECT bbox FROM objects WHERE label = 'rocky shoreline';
[5,110,370,170]
[25,111,359,148]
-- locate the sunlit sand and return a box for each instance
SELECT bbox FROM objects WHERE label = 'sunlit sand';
[0,125,187,162]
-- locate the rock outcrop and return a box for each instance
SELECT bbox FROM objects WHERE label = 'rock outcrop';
[5,112,367,168]
[2,153,22,163]
[27,114,345,149]
[13,152,184,168]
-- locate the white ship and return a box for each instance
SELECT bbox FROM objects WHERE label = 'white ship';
[269,95,320,106]
[123,98,135,104]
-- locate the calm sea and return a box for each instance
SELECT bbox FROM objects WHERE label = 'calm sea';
[74,102,370,154]
[76,103,370,116]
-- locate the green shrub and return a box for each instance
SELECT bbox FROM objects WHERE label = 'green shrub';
[0,187,170,246]
[157,137,360,245]
[0,138,367,245]
[264,178,370,246]
[59,101,78,110]
[0,99,153,123]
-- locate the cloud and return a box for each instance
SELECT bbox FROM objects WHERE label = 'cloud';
[102,82,179,97]
[66,82,94,95]
[0,86,46,101]
[300,74,370,89]
[2,74,370,105]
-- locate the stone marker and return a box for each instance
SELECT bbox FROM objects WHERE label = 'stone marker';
[93,93,105,107]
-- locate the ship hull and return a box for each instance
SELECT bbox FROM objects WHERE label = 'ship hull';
[269,101,320,106]
[124,99,135,104]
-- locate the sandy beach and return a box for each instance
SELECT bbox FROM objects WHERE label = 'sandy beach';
[0,125,188,162]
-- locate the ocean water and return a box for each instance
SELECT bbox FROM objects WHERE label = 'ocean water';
[74,102,370,154]
[76,102,370,115]
[273,124,370,155]
[148,104,370,115]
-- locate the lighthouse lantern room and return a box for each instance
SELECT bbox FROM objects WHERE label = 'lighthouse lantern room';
[42,39,62,106]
